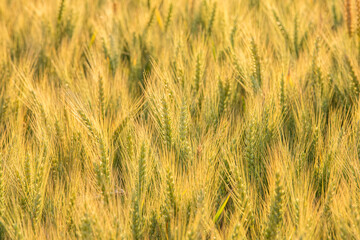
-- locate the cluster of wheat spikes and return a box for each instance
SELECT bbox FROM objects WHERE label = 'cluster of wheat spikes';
[1,0,360,239]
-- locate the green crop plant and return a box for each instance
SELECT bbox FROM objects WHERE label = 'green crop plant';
[0,0,358,239]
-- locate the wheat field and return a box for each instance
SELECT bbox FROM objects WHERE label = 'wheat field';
[0,0,360,239]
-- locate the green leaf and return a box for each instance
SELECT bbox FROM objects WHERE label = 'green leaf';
[213,193,231,223]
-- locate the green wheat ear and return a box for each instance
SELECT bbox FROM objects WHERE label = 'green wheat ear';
[98,76,105,121]
[161,97,173,148]
[250,39,262,90]
[230,18,238,48]
[131,192,143,240]
[31,150,47,229]
[207,2,217,36]
[99,136,110,189]
[137,142,146,196]
[66,191,76,234]
[127,130,135,161]
[356,0,360,35]
[143,8,155,37]
[273,11,290,47]
[345,56,360,96]
[164,4,173,33]
[280,74,287,119]
[112,116,129,143]
[264,173,284,240]
[235,172,254,232]
[149,210,161,239]
[179,99,191,167]
[218,78,230,118]
[57,0,65,28]
[345,0,352,37]
[95,163,108,204]
[0,154,5,216]
[55,0,65,47]
[78,109,97,139]
[193,53,203,94]
[165,168,177,215]
[244,118,256,182]
[323,181,336,221]
[357,0,360,61]
[161,168,176,239]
